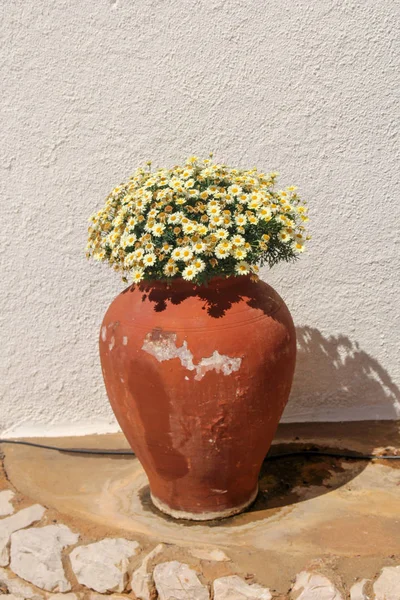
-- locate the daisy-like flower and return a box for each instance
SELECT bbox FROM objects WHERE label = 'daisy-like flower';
[143,253,157,266]
[278,229,292,243]
[192,241,207,254]
[124,252,136,267]
[170,177,184,191]
[293,241,305,253]
[181,246,194,262]
[162,242,173,253]
[207,185,219,195]
[171,247,184,261]
[258,207,272,221]
[233,246,248,259]
[152,223,166,237]
[192,258,206,272]
[228,184,242,196]
[133,248,145,260]
[127,216,137,228]
[168,212,182,225]
[215,244,230,259]
[182,169,193,179]
[235,214,247,226]
[121,233,137,248]
[209,215,223,227]
[206,202,221,217]
[163,262,178,276]
[215,228,229,240]
[235,261,250,275]
[197,224,208,236]
[218,240,232,251]
[248,214,259,225]
[131,267,145,283]
[232,234,245,246]
[249,196,261,209]
[188,188,199,198]
[182,264,198,281]
[93,249,106,261]
[182,221,197,235]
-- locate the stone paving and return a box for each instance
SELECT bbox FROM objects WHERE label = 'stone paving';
[0,422,399,599]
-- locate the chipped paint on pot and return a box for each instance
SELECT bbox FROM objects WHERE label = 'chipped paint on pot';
[99,276,296,519]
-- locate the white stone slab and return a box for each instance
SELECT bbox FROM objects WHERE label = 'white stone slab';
[373,566,400,600]
[350,579,369,600]
[10,524,79,592]
[0,566,45,599]
[70,538,141,593]
[0,491,15,517]
[290,571,344,600]
[131,543,165,600]
[213,575,272,599]
[0,504,46,566]
[153,561,209,600]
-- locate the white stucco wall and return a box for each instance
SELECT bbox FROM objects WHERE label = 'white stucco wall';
[1,0,399,437]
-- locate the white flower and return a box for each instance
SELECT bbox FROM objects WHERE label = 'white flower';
[233,246,248,259]
[131,267,145,283]
[192,258,206,272]
[171,247,183,261]
[258,207,272,221]
[121,233,137,248]
[215,228,229,239]
[235,214,247,226]
[143,253,157,266]
[209,215,223,227]
[231,234,245,246]
[293,241,305,253]
[206,202,221,217]
[182,264,198,281]
[169,177,184,191]
[163,262,178,276]
[133,248,145,260]
[168,212,183,225]
[192,241,207,254]
[228,184,242,196]
[181,246,194,262]
[182,221,197,235]
[152,223,166,237]
[278,229,291,243]
[215,243,230,259]
[235,261,250,275]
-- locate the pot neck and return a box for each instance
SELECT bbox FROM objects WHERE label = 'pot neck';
[137,275,252,293]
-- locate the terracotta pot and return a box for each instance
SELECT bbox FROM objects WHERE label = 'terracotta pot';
[99,275,296,520]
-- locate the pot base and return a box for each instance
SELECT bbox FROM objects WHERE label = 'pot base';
[150,486,259,521]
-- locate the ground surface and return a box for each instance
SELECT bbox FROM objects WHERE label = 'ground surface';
[1,421,400,598]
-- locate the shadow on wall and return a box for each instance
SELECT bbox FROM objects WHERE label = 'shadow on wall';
[284,326,400,422]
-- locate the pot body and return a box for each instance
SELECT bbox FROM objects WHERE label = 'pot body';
[100,276,296,520]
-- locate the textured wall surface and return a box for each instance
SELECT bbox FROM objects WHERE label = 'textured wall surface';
[1,0,399,436]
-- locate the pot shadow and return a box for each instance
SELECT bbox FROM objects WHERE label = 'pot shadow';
[123,278,281,318]
[288,326,400,422]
